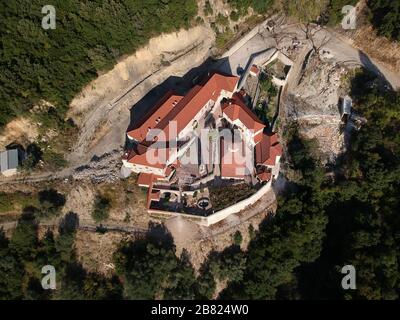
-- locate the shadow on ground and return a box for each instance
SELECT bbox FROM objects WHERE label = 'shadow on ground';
[126,56,233,142]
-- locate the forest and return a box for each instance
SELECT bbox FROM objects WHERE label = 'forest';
[219,70,400,300]
[1,0,399,300]
[0,0,197,128]
[1,0,397,129]
[1,68,399,299]
[368,0,400,41]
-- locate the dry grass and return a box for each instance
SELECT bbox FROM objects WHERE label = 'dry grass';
[62,177,149,228]
[353,25,400,74]
[75,230,135,277]
[0,117,39,149]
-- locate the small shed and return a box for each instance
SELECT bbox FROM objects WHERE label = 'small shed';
[0,149,19,176]
[249,64,260,77]
[341,96,352,122]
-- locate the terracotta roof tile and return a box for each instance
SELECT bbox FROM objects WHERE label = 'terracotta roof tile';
[255,132,282,166]
[126,72,239,171]
[257,171,271,182]
[222,93,265,133]
[127,92,184,141]
[220,136,249,178]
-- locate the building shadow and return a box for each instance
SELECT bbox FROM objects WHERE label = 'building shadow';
[125,56,232,145]
[358,50,393,91]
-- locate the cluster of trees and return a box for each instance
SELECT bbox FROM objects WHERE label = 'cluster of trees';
[114,233,198,299]
[219,70,400,300]
[368,0,400,40]
[0,188,65,220]
[228,0,274,16]
[113,227,249,300]
[0,212,121,299]
[0,0,197,128]
[296,73,400,300]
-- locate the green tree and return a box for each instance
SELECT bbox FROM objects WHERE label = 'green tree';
[368,0,400,40]
[233,231,243,246]
[0,230,24,300]
[91,196,111,223]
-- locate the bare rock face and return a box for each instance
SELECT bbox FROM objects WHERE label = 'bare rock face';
[72,151,122,183]
[285,57,350,164]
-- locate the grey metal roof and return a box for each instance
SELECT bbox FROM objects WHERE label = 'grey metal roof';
[7,149,18,170]
[0,149,19,172]
[0,151,7,172]
[342,96,352,115]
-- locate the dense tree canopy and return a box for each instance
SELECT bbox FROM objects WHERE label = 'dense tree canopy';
[228,0,275,16]
[0,0,197,128]
[368,0,400,41]
[0,212,121,300]
[114,235,198,300]
[221,70,400,300]
[297,75,400,300]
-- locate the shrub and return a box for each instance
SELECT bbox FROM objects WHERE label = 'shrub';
[233,231,243,246]
[230,10,240,22]
[91,196,111,223]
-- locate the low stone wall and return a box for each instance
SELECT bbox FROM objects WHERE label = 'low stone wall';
[148,180,272,227]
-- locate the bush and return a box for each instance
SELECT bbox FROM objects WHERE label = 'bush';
[0,192,38,214]
[0,0,198,130]
[36,189,66,220]
[248,224,256,240]
[229,0,274,15]
[20,143,43,171]
[91,196,111,223]
[42,150,68,170]
[216,13,229,27]
[230,10,240,22]
[368,0,400,41]
[233,231,243,246]
[259,72,278,98]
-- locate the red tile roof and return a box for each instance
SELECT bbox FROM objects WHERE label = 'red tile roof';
[127,92,184,141]
[129,73,238,143]
[137,173,163,187]
[149,190,161,201]
[254,131,264,144]
[222,93,265,133]
[250,64,260,76]
[126,72,239,171]
[220,136,249,178]
[257,171,271,182]
[127,144,167,169]
[161,73,239,140]
[255,132,282,166]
